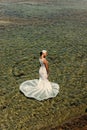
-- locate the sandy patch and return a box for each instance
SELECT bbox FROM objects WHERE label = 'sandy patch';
[0,20,12,24]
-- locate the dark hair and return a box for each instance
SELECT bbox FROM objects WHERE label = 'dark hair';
[40,52,43,56]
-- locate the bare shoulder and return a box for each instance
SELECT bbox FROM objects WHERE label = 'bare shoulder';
[43,58,48,64]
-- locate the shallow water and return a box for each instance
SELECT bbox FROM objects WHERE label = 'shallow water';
[0,0,87,129]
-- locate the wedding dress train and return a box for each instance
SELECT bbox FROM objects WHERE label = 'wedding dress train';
[19,59,59,101]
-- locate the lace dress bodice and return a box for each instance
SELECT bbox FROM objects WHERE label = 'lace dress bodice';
[39,58,48,79]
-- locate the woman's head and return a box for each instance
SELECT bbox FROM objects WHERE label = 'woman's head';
[40,50,47,57]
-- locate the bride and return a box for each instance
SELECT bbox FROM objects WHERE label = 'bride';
[19,50,59,101]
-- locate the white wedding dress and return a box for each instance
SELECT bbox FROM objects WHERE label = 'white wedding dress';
[19,59,59,101]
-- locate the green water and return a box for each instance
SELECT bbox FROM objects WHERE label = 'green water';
[0,0,87,129]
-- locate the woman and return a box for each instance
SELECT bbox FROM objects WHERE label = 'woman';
[19,50,59,101]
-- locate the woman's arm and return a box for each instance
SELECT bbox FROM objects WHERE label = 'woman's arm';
[43,58,49,74]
